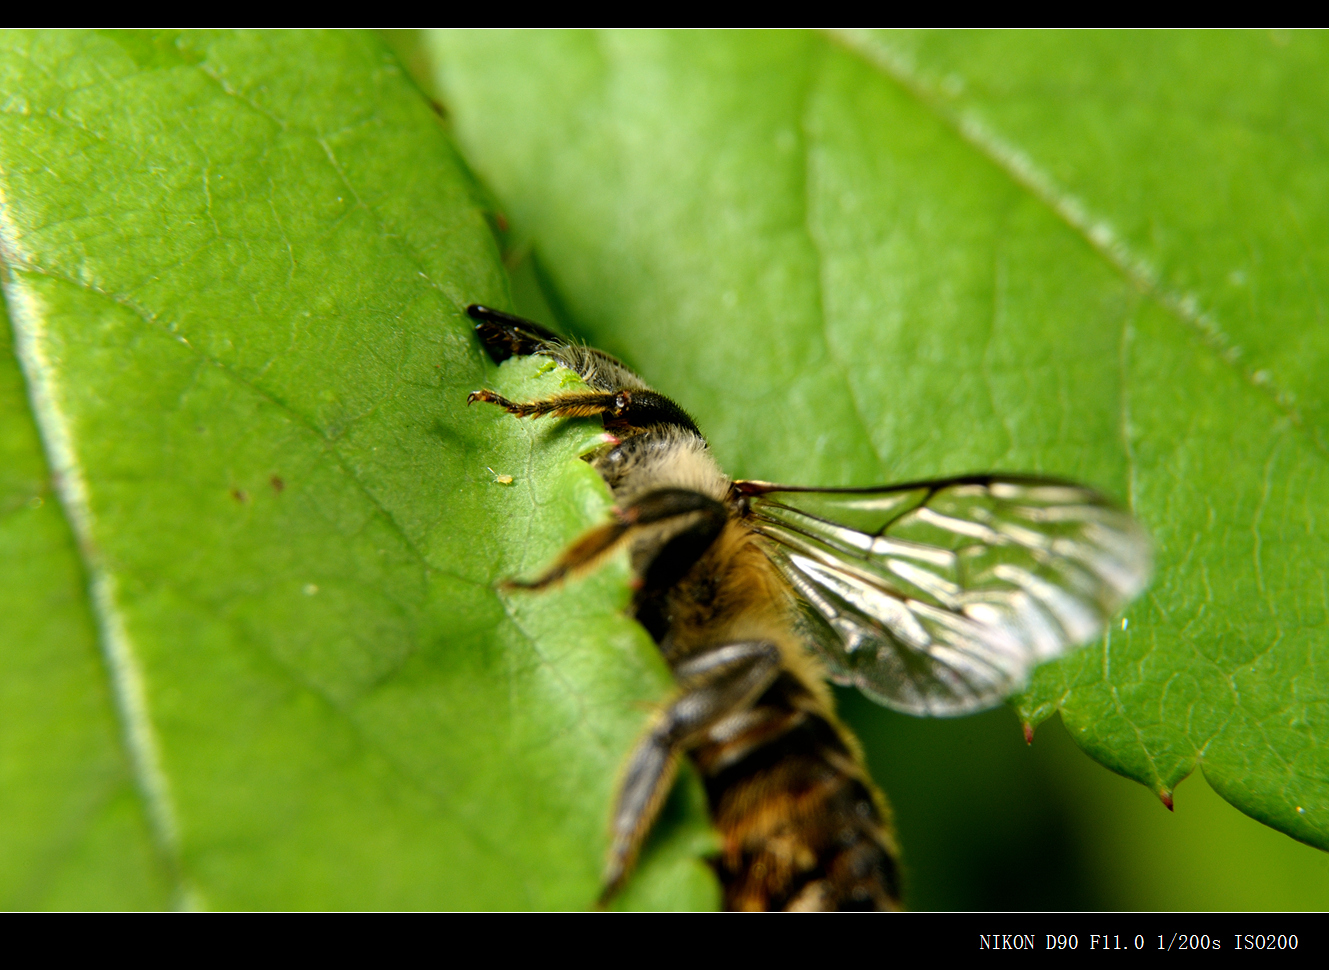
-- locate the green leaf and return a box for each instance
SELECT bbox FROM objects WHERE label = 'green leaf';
[0,30,716,909]
[0,287,172,908]
[426,29,1329,854]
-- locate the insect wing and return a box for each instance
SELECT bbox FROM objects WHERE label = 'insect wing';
[740,477,1152,716]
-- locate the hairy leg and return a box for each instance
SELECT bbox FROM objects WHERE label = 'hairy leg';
[600,640,782,903]
[467,305,700,434]
[501,488,727,591]
[468,385,699,435]
[466,387,632,420]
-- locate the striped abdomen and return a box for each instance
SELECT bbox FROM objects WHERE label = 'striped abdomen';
[690,673,901,911]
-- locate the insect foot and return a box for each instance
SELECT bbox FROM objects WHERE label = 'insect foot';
[466,388,518,410]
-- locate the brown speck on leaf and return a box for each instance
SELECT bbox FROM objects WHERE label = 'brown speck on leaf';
[231,488,248,503]
[271,475,285,493]
[495,212,509,232]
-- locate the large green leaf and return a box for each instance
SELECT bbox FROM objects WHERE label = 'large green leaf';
[426,28,1329,858]
[0,30,715,909]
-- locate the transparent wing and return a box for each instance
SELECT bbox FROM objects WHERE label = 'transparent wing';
[738,475,1152,716]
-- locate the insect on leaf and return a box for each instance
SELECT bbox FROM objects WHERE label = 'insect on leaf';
[428,28,1329,861]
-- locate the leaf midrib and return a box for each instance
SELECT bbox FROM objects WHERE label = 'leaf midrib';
[798,41,890,481]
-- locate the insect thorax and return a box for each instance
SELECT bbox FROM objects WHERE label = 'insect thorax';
[588,425,730,505]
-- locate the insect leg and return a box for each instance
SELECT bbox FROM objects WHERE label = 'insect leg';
[600,640,782,904]
[503,488,727,591]
[468,304,563,362]
[468,386,700,435]
[467,387,631,420]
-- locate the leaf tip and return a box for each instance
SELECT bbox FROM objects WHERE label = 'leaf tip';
[1021,721,1035,745]
[1158,788,1174,811]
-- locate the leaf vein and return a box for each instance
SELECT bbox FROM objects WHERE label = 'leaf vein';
[830,29,1329,461]
[798,49,888,480]
[9,262,439,574]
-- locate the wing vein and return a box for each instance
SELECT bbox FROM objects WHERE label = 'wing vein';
[745,475,1151,716]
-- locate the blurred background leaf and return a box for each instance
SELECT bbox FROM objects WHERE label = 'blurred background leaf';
[417,29,1329,907]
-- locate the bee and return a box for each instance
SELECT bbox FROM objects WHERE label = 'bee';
[466,304,1152,911]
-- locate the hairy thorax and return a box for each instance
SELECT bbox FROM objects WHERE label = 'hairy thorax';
[590,426,730,505]
[662,523,794,655]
